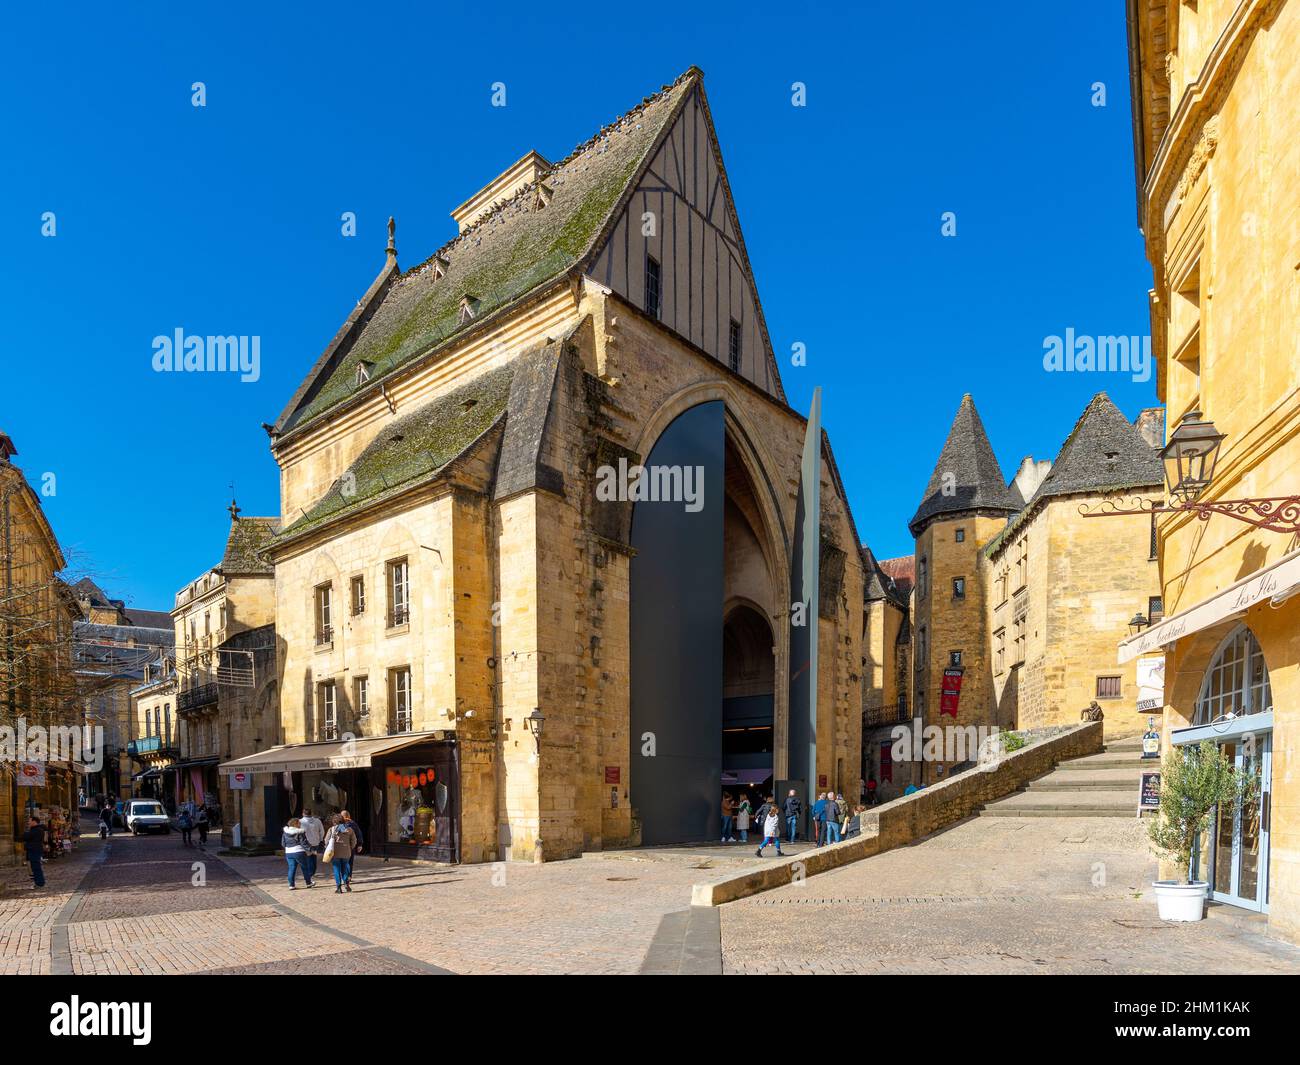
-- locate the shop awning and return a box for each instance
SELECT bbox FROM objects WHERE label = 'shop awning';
[218,731,446,776]
[1118,547,1300,664]
[132,767,162,781]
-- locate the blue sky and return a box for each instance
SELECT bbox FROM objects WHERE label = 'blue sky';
[0,1,1153,609]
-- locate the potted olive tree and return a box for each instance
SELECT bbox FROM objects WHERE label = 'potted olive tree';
[1148,739,1254,922]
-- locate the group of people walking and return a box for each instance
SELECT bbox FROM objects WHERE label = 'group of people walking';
[720,788,867,857]
[282,810,364,894]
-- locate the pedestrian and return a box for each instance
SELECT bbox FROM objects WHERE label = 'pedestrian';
[754,804,784,858]
[22,816,46,888]
[782,788,802,844]
[735,793,752,843]
[811,792,827,845]
[282,818,314,889]
[323,813,357,893]
[822,793,842,845]
[338,809,363,885]
[195,805,210,847]
[177,807,194,847]
[98,802,113,838]
[867,775,878,806]
[299,808,325,881]
[720,791,735,843]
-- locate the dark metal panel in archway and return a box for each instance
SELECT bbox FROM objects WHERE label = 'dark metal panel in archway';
[629,401,725,845]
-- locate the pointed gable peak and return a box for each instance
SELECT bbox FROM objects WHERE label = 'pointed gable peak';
[909,394,1019,536]
[1027,391,1164,504]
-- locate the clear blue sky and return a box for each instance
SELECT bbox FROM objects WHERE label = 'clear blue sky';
[0,1,1153,609]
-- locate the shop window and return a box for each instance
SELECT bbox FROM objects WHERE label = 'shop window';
[1096,675,1122,700]
[1195,625,1272,724]
[384,764,448,849]
[387,558,410,627]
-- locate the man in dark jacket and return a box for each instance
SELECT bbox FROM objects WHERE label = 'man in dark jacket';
[782,790,802,844]
[23,817,46,888]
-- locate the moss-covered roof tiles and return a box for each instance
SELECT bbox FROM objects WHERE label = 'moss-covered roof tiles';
[221,517,280,575]
[282,72,696,434]
[278,362,516,540]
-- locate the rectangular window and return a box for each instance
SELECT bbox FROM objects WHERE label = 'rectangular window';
[314,583,333,645]
[1096,675,1122,700]
[949,650,963,667]
[320,681,337,739]
[728,318,742,373]
[354,676,369,718]
[952,576,966,599]
[1013,615,1026,665]
[917,557,928,599]
[351,575,366,616]
[387,558,410,627]
[1149,512,1159,560]
[1148,595,1164,622]
[994,628,1006,675]
[390,667,412,733]
[1015,538,1028,589]
[954,528,965,543]
[916,625,927,668]
[645,255,662,319]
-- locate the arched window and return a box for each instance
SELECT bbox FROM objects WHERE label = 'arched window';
[1194,625,1272,725]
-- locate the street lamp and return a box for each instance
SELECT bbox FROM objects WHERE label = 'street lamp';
[1128,613,1150,637]
[525,709,544,753]
[1159,410,1225,502]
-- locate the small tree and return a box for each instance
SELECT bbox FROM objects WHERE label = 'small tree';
[1148,739,1254,884]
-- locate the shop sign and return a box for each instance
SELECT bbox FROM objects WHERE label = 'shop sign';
[604,765,620,785]
[1139,770,1162,812]
[228,771,252,790]
[18,761,46,787]
[1136,655,1165,712]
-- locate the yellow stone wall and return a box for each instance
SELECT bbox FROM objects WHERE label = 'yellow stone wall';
[1131,0,1300,939]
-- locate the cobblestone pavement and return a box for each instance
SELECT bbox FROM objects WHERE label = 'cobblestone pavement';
[720,815,1300,974]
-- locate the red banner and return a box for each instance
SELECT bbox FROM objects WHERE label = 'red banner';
[879,741,893,783]
[940,667,964,718]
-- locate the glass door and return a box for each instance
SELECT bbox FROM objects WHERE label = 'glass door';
[1209,734,1271,913]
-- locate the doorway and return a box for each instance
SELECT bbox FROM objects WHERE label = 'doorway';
[1205,735,1271,913]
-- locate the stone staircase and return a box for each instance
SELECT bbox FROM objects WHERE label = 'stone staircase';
[978,735,1145,818]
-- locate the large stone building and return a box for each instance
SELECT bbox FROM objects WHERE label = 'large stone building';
[861,549,913,798]
[167,506,278,840]
[1126,0,1299,937]
[1,432,81,860]
[230,67,873,863]
[904,393,1164,784]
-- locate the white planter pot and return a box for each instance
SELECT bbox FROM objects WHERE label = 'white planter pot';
[1153,880,1208,922]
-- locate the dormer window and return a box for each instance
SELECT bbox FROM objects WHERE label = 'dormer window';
[355,361,373,387]
[431,255,449,280]
[534,183,554,210]
[458,295,480,325]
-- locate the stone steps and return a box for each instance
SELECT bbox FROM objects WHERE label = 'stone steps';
[979,744,1144,818]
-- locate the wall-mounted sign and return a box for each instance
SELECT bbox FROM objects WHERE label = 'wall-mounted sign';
[940,668,964,718]
[1136,655,1166,712]
[1138,770,1162,813]
[18,761,45,788]
[228,771,252,791]
[604,765,620,785]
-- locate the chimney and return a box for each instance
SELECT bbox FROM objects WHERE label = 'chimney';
[1011,455,1052,503]
[1135,407,1166,450]
[450,151,552,233]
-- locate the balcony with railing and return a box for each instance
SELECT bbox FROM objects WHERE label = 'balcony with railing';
[128,734,178,759]
[178,682,219,714]
[862,703,909,729]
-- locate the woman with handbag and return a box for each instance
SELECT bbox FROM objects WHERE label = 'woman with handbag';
[323,813,357,894]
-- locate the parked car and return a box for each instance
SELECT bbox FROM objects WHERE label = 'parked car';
[124,799,171,835]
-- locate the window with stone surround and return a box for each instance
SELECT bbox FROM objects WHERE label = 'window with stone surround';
[389,667,413,733]
[354,676,369,719]
[1095,675,1122,700]
[387,558,409,627]
[952,576,965,600]
[314,583,333,645]
[994,628,1005,675]
[320,680,337,739]
[351,574,366,616]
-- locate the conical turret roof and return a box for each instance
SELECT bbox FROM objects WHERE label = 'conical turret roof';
[909,394,1019,535]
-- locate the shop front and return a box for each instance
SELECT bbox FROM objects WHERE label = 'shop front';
[219,731,460,863]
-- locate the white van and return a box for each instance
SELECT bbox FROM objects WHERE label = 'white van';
[125,799,171,835]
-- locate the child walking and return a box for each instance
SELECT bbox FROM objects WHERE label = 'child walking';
[754,805,784,857]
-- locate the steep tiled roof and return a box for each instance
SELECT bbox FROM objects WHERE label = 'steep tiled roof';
[986,393,1163,557]
[221,517,280,576]
[277,361,517,541]
[124,608,174,630]
[862,547,907,608]
[877,555,915,596]
[909,394,1019,535]
[280,70,699,434]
